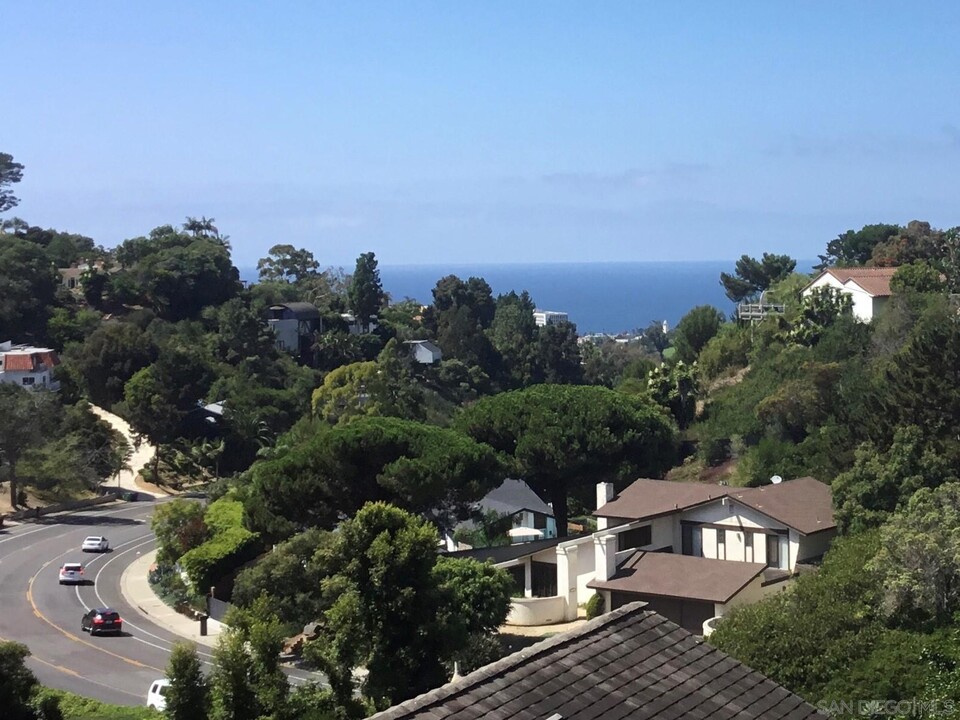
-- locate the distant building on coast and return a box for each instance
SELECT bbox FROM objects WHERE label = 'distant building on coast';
[533,309,569,327]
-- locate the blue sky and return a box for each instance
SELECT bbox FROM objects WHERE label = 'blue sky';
[5,2,960,266]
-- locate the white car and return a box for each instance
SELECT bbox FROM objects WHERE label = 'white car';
[147,679,170,711]
[58,562,84,584]
[81,536,110,552]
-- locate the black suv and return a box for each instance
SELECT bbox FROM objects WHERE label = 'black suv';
[81,608,123,636]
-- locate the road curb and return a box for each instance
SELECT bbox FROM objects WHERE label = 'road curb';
[119,548,224,648]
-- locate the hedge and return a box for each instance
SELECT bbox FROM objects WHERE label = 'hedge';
[204,497,246,534]
[179,525,261,593]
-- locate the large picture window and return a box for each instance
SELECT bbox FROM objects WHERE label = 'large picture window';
[617,525,652,551]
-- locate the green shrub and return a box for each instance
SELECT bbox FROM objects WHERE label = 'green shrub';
[203,497,245,534]
[585,593,605,620]
[37,688,160,720]
[698,326,751,380]
[179,525,261,593]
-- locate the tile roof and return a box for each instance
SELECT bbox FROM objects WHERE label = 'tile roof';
[2,354,39,371]
[587,551,766,603]
[597,477,834,535]
[0,347,60,372]
[368,602,826,720]
[823,266,898,297]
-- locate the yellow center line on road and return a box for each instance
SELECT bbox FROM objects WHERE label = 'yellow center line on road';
[26,557,163,673]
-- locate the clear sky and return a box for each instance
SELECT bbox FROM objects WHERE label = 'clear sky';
[5,2,960,267]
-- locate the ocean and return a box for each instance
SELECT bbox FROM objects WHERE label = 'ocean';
[241,261,742,334]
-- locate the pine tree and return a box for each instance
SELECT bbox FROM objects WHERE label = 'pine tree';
[165,642,209,720]
[347,252,384,333]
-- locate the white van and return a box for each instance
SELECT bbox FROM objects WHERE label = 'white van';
[147,679,170,711]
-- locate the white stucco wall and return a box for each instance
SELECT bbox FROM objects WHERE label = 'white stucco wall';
[681,499,783,531]
[715,572,793,616]
[506,595,567,626]
[803,273,879,322]
[798,529,836,562]
[679,500,788,565]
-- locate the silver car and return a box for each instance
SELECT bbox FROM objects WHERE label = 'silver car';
[81,536,110,552]
[58,562,84,584]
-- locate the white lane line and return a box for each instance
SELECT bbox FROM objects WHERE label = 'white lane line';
[0,500,168,548]
[90,540,318,685]
[87,538,209,658]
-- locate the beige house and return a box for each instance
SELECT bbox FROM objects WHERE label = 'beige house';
[465,475,836,634]
[802,266,897,322]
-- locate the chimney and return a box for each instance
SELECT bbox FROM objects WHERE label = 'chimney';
[596,482,615,531]
[596,482,615,510]
[594,534,618,582]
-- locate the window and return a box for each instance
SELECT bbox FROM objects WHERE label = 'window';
[533,512,547,530]
[22,377,35,386]
[617,524,652,551]
[766,534,780,568]
[716,528,726,560]
[682,524,703,557]
[745,532,754,562]
[717,529,725,545]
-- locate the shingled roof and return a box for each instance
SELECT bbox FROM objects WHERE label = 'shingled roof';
[369,602,826,720]
[476,478,553,518]
[597,476,835,536]
[588,551,767,603]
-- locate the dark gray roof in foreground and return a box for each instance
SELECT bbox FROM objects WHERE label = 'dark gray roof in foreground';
[443,535,568,564]
[368,602,826,720]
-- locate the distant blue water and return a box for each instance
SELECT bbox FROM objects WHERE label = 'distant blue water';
[240,261,743,334]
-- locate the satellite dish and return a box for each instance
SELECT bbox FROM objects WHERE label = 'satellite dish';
[770,475,783,485]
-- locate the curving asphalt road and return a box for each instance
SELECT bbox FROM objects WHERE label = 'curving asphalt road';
[0,500,321,707]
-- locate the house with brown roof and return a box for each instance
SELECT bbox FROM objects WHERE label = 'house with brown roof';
[369,601,827,720]
[487,476,836,634]
[0,341,61,391]
[802,266,898,322]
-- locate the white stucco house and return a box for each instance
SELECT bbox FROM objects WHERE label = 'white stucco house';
[0,342,61,391]
[454,475,836,633]
[801,267,897,322]
[533,309,569,327]
[404,340,443,365]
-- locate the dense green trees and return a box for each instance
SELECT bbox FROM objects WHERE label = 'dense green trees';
[245,416,504,539]
[0,387,123,506]
[0,641,41,720]
[0,236,60,342]
[720,253,796,303]
[833,426,956,533]
[673,305,725,363]
[164,642,210,720]
[257,244,320,285]
[457,384,677,534]
[871,483,960,627]
[0,152,24,214]
[232,527,333,631]
[790,286,853,346]
[62,321,157,406]
[313,503,512,709]
[817,223,900,267]
[710,531,936,706]
[111,222,240,321]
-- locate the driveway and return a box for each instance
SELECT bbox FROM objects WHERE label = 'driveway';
[89,406,162,498]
